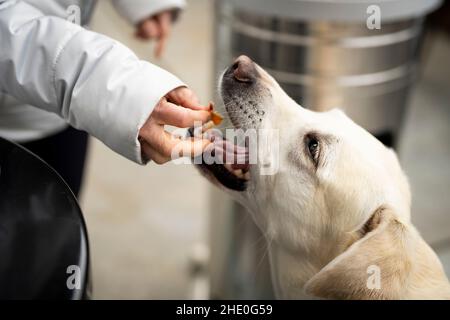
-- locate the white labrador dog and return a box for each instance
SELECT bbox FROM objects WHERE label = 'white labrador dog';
[196,55,450,299]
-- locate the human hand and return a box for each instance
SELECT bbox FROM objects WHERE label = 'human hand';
[139,87,212,164]
[135,10,174,58]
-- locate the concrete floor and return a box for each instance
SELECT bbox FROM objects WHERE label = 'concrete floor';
[80,1,450,298]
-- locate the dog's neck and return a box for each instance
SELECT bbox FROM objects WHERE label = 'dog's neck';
[267,224,450,299]
[254,210,356,299]
[268,242,315,299]
[267,235,350,299]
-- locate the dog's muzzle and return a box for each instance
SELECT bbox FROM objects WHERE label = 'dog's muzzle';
[221,56,269,130]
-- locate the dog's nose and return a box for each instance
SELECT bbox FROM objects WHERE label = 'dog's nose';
[232,55,257,83]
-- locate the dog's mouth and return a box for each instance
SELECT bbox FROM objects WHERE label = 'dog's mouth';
[190,56,268,192]
[188,127,250,191]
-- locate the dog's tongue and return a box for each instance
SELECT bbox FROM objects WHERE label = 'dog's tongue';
[208,134,250,170]
[187,109,250,170]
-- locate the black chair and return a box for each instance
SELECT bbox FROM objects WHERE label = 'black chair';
[0,137,90,299]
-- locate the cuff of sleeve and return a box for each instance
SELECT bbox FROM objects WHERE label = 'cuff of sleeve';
[112,0,186,25]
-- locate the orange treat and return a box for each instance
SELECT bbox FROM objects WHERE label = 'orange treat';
[208,102,223,125]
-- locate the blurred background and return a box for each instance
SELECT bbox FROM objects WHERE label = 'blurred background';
[77,0,450,299]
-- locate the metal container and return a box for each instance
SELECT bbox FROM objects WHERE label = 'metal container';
[210,0,442,299]
[215,0,442,145]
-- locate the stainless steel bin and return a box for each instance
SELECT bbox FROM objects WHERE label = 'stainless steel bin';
[211,0,442,299]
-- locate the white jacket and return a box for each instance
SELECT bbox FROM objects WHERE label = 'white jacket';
[0,0,186,164]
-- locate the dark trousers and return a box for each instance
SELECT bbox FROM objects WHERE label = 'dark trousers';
[21,127,89,198]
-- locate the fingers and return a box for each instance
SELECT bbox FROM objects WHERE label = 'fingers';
[135,11,172,57]
[152,98,211,127]
[166,87,211,111]
[154,11,172,58]
[141,125,211,164]
[168,134,212,159]
[140,140,170,164]
[137,19,160,39]
[141,121,250,166]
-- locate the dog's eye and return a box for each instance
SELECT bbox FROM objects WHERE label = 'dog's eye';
[305,135,320,165]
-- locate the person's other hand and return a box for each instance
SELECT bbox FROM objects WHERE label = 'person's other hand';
[139,87,212,164]
[136,10,174,58]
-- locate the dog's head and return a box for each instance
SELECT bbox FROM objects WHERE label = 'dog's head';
[198,56,449,299]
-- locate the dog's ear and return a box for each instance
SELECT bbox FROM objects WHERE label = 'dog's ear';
[305,208,445,299]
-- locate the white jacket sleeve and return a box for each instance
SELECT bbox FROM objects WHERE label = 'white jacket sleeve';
[111,0,186,25]
[0,0,185,164]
